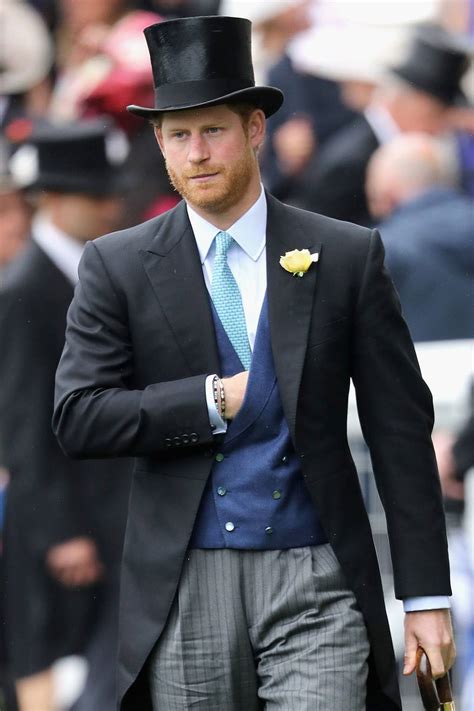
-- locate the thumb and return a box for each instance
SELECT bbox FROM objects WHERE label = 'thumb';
[403,633,419,676]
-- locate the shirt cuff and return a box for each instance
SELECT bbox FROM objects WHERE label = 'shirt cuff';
[403,596,451,612]
[205,374,227,435]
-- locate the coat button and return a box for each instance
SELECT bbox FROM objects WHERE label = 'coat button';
[272,490,282,500]
[173,436,182,446]
[190,432,199,443]
[225,522,235,532]
[265,526,273,535]
[217,486,227,496]
[181,434,189,445]
[215,452,225,462]
[164,438,172,447]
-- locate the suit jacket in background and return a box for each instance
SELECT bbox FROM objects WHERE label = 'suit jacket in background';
[289,115,379,226]
[261,53,358,200]
[53,195,451,710]
[379,187,474,342]
[0,240,130,677]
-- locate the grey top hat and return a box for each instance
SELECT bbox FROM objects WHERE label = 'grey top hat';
[127,15,284,118]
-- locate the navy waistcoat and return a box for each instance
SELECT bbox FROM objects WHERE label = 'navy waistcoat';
[190,296,327,550]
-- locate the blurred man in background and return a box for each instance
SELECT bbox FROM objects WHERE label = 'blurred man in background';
[290,24,471,225]
[366,132,474,343]
[0,122,131,711]
[0,141,31,278]
[0,138,32,711]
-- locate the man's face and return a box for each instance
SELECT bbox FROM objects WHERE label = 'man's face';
[51,193,123,242]
[155,104,264,217]
[397,90,449,135]
[0,190,30,267]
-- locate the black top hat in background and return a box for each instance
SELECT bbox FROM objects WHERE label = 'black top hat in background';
[390,23,472,105]
[127,15,284,118]
[9,120,129,196]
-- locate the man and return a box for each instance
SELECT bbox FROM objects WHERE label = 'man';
[289,23,471,226]
[53,16,454,711]
[0,121,130,711]
[366,132,474,342]
[0,139,30,278]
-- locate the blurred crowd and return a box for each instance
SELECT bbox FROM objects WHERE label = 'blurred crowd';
[0,0,473,709]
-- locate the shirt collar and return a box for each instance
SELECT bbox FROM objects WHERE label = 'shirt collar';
[364,103,400,145]
[32,213,84,284]
[186,186,267,264]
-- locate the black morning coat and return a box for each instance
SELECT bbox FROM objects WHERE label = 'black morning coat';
[53,194,451,710]
[0,241,130,677]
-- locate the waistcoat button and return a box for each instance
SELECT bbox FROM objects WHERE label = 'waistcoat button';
[215,452,225,462]
[225,522,235,532]
[265,526,273,535]
[217,486,227,496]
[272,490,281,500]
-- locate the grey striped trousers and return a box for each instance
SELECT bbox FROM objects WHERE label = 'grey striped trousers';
[148,544,369,710]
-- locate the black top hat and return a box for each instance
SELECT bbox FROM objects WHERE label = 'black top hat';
[127,15,284,118]
[16,120,128,196]
[390,24,471,105]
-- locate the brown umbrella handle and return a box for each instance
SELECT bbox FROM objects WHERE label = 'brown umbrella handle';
[416,647,455,710]
[436,673,455,708]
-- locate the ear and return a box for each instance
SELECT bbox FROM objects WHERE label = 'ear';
[154,126,165,157]
[248,109,266,149]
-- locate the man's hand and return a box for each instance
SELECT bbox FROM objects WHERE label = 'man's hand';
[403,609,456,678]
[222,371,249,420]
[433,430,464,501]
[273,116,316,177]
[46,536,104,588]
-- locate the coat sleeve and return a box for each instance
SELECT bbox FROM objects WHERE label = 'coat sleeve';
[0,282,89,554]
[53,240,214,459]
[351,229,451,599]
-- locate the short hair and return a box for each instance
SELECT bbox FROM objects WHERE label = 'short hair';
[149,102,259,130]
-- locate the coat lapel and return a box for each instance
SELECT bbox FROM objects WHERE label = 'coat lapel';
[265,194,321,445]
[140,202,220,375]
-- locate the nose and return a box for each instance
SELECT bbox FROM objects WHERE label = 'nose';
[187,133,210,164]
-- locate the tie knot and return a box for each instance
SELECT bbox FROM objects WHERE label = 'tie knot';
[215,231,233,257]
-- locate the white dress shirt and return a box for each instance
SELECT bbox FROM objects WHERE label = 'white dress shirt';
[364,103,400,146]
[186,189,449,613]
[187,186,267,350]
[32,213,84,285]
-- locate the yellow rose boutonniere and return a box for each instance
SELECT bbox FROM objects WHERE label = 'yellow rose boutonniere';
[279,249,319,277]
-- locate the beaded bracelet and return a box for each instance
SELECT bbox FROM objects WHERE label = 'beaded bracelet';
[212,375,219,410]
[212,375,226,421]
[218,377,226,421]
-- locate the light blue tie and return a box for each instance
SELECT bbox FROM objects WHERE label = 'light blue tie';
[211,231,252,370]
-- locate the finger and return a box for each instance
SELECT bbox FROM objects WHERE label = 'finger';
[424,648,446,679]
[446,641,457,671]
[403,634,419,675]
[439,640,456,676]
[70,565,93,587]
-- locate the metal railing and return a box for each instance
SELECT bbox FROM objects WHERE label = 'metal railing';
[347,339,473,710]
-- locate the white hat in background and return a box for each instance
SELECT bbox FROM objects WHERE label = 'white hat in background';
[289,24,409,84]
[219,0,307,26]
[312,0,443,28]
[0,0,53,95]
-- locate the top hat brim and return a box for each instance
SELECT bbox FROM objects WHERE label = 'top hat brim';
[391,66,469,106]
[126,85,284,119]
